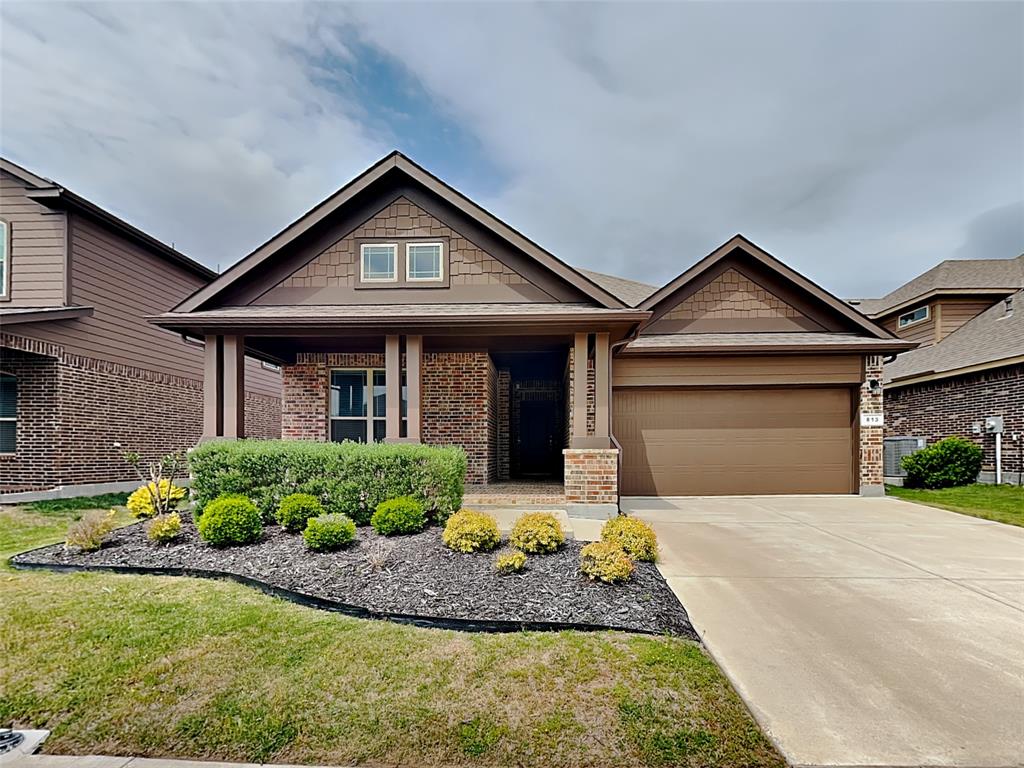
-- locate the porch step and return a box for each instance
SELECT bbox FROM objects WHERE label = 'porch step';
[463,494,566,507]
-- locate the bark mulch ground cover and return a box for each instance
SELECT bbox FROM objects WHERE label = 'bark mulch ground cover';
[12,517,695,638]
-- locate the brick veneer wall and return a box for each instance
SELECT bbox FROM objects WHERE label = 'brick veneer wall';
[859,355,885,494]
[282,351,494,483]
[0,350,59,491]
[885,363,1023,473]
[564,448,618,504]
[564,352,596,441]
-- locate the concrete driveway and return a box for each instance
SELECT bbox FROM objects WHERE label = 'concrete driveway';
[623,495,1024,768]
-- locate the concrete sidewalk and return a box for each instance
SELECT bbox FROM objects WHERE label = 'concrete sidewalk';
[626,494,1024,768]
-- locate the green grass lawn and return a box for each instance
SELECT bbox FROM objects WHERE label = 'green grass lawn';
[0,504,783,767]
[886,483,1024,527]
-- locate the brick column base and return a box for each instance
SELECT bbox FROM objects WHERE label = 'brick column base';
[563,448,618,519]
[860,355,885,496]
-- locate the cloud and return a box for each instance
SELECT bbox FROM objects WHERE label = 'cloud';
[2,1,1021,299]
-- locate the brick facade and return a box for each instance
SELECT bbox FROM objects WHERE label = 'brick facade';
[885,363,1023,475]
[0,335,281,492]
[281,351,495,483]
[859,355,885,494]
[496,369,511,480]
[563,448,618,505]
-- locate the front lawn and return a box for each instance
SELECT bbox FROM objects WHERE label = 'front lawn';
[0,504,784,767]
[886,483,1024,527]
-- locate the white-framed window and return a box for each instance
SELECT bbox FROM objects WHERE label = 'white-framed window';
[0,373,16,453]
[898,306,929,328]
[0,218,10,299]
[329,368,406,443]
[360,243,397,282]
[406,242,444,281]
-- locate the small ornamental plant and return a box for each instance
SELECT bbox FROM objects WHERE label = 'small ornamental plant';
[127,480,187,519]
[601,516,658,562]
[197,494,262,547]
[371,496,427,536]
[494,549,527,575]
[579,541,634,584]
[276,493,325,533]
[442,509,501,553]
[65,509,117,553]
[509,512,564,554]
[147,512,182,544]
[303,513,357,552]
[901,436,983,489]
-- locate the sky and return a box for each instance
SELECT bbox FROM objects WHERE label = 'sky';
[1,1,1021,299]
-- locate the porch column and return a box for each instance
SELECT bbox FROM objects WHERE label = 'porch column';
[406,334,423,442]
[572,332,588,441]
[385,334,401,440]
[203,335,222,438]
[594,332,610,441]
[222,335,245,439]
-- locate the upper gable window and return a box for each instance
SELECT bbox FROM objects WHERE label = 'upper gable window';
[360,244,397,282]
[406,242,443,281]
[898,306,929,328]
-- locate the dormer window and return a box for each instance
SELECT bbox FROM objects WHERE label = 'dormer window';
[898,306,929,328]
[360,244,397,282]
[407,242,443,281]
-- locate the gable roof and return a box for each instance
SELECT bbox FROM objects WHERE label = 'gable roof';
[0,157,216,281]
[639,234,900,340]
[885,290,1023,386]
[578,269,657,307]
[175,151,626,312]
[851,254,1024,317]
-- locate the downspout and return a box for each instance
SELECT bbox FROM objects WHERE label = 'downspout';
[609,323,643,514]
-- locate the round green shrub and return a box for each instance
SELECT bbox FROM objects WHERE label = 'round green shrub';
[197,494,262,547]
[601,516,658,562]
[303,513,357,551]
[901,436,983,489]
[509,512,564,554]
[442,508,501,553]
[371,496,427,536]
[276,493,325,532]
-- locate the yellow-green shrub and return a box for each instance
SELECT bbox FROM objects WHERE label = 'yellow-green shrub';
[509,512,564,554]
[147,512,182,544]
[65,509,117,552]
[494,549,526,574]
[579,541,634,583]
[442,509,501,553]
[601,516,658,562]
[127,480,186,519]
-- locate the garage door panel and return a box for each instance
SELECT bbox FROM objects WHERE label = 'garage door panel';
[615,388,854,496]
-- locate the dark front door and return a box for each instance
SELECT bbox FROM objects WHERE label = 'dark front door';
[518,399,560,477]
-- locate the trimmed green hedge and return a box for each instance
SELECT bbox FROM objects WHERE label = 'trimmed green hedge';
[901,436,983,489]
[189,440,466,524]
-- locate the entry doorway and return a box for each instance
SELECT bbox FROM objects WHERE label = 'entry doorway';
[518,399,561,477]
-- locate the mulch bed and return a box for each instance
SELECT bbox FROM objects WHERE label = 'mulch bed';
[11,518,696,638]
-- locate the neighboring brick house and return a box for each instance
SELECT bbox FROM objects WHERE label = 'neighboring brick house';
[851,255,1024,484]
[0,158,282,496]
[153,151,909,515]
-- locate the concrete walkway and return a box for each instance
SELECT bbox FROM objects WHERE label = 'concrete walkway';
[625,494,1024,768]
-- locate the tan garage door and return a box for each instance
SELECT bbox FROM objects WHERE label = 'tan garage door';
[614,387,855,496]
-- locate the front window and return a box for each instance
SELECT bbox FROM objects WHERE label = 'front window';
[0,373,15,453]
[898,306,929,328]
[0,219,9,299]
[329,368,406,442]
[360,244,397,282]
[406,242,443,281]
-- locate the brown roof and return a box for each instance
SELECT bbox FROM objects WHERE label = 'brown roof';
[852,255,1024,317]
[623,332,914,355]
[578,269,657,307]
[0,305,94,325]
[884,290,1024,385]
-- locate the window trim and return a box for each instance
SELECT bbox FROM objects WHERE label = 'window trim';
[328,367,407,443]
[898,305,929,328]
[0,218,10,301]
[405,241,445,282]
[0,371,16,455]
[359,243,398,283]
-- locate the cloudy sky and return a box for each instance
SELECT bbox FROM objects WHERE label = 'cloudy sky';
[1,2,1021,299]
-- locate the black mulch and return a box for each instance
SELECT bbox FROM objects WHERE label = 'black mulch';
[12,518,696,638]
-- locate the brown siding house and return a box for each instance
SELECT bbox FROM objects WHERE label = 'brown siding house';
[851,255,1024,483]
[153,152,910,513]
[0,158,281,495]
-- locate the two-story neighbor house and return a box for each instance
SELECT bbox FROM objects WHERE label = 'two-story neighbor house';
[153,152,911,513]
[0,157,281,495]
[851,255,1024,483]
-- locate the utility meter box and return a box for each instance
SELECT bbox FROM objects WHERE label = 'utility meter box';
[984,416,1004,434]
